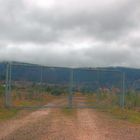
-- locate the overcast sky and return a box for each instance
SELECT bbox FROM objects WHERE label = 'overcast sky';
[0,0,140,68]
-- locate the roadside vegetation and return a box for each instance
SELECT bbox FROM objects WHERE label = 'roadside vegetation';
[12,85,67,107]
[61,107,77,117]
[86,91,140,124]
[0,108,18,120]
[0,85,19,120]
[0,85,4,107]
[1,82,140,123]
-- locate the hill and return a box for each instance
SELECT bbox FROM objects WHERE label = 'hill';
[0,62,140,90]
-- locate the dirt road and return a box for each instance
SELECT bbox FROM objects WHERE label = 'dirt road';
[0,106,140,140]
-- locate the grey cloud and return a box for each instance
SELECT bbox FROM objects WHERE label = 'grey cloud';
[0,0,139,43]
[0,0,140,68]
[0,42,139,68]
[28,0,140,41]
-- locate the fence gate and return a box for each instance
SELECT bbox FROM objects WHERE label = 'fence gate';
[4,62,125,109]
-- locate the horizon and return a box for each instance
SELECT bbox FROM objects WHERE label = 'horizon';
[1,60,140,70]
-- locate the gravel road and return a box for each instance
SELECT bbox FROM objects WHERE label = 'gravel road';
[0,100,140,140]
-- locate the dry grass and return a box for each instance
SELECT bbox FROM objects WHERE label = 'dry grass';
[13,94,57,107]
[61,107,77,117]
[0,107,18,120]
[85,93,140,124]
[107,107,140,124]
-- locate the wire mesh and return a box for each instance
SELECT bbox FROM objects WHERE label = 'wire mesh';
[125,79,140,109]
[72,69,123,108]
[10,63,70,108]
[0,63,6,107]
[2,62,129,109]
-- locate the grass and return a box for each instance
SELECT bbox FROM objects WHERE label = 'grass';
[86,94,97,106]
[14,100,40,106]
[61,107,77,117]
[95,106,140,124]
[125,92,140,109]
[86,93,140,124]
[0,107,18,120]
[13,94,57,107]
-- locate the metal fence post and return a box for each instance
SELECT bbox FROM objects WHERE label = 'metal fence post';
[120,72,125,108]
[122,72,125,108]
[5,62,9,107]
[9,62,12,106]
[40,66,43,94]
[5,62,12,107]
[97,69,100,102]
[68,69,73,107]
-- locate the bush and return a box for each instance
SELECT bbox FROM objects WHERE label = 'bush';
[125,91,140,109]
[0,85,4,97]
[50,88,63,96]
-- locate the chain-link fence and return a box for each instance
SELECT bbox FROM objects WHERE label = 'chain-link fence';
[1,62,140,110]
[0,63,6,107]
[125,79,140,109]
[72,69,125,108]
[2,62,128,109]
[8,63,70,108]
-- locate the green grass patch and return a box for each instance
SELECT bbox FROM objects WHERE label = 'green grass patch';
[14,98,48,107]
[86,95,97,106]
[15,100,39,106]
[85,92,140,124]
[98,106,140,124]
[0,108,18,120]
[61,107,76,117]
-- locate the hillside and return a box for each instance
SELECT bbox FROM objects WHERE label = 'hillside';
[0,62,140,90]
